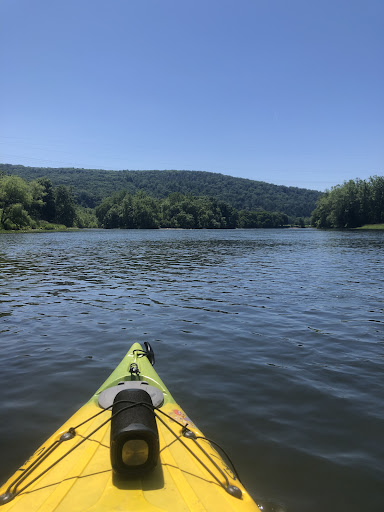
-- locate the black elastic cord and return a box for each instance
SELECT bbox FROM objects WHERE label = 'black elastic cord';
[195,436,241,482]
[4,399,241,501]
[155,413,229,490]
[6,441,61,496]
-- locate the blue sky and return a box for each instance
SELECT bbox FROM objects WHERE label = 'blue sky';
[1,0,383,191]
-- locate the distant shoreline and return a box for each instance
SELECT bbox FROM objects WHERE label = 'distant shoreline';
[2,224,383,234]
[355,224,384,230]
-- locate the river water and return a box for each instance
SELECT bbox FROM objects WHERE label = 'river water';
[0,228,383,512]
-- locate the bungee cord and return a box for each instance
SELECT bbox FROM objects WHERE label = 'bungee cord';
[1,398,242,505]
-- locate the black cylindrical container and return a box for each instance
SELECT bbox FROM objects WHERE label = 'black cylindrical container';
[110,388,159,477]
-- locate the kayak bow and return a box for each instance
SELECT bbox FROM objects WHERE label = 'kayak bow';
[0,343,260,511]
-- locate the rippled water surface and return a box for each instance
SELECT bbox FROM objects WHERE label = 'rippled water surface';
[1,229,383,511]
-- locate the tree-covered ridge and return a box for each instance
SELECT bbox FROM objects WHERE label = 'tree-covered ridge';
[0,175,96,230]
[96,191,289,229]
[0,164,321,218]
[0,173,289,230]
[311,176,384,228]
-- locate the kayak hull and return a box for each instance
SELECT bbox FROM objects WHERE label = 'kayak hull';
[0,343,260,511]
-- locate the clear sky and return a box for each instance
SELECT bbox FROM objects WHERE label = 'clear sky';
[1,0,383,191]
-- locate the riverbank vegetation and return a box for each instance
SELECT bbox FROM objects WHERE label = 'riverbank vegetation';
[0,175,97,230]
[95,190,289,229]
[0,174,292,231]
[1,164,321,218]
[311,176,384,229]
[5,166,382,232]
[355,224,384,230]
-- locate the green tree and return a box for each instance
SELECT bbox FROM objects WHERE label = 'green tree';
[103,204,121,228]
[0,175,33,229]
[36,178,56,222]
[55,185,76,227]
[311,176,384,228]
[2,203,34,230]
[0,175,32,207]
[95,196,116,227]
[132,191,159,229]
[370,175,384,224]
[120,193,135,228]
[75,207,98,228]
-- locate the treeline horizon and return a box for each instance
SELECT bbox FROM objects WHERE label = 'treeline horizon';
[2,168,382,232]
[0,164,321,219]
[0,174,292,230]
[311,176,384,228]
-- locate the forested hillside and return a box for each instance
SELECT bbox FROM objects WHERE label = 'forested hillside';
[0,173,288,230]
[0,164,321,218]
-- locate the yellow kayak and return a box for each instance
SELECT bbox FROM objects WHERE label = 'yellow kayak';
[0,343,260,511]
